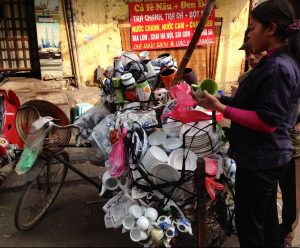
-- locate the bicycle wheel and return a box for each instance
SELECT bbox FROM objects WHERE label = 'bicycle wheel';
[14,151,69,231]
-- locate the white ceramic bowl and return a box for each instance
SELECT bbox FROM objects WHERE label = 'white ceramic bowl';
[142,146,168,171]
[162,138,183,154]
[168,148,197,171]
[148,131,167,146]
[162,119,183,137]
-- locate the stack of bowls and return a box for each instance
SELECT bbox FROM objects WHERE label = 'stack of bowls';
[141,146,168,172]
[162,118,183,137]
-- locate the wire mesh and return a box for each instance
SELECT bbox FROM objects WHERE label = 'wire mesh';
[15,105,41,143]
[16,100,72,152]
[132,120,223,206]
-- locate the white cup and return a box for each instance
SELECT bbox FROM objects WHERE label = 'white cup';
[129,204,142,219]
[130,227,148,242]
[122,216,135,230]
[140,205,147,215]
[144,207,158,222]
[101,170,118,190]
[118,176,129,190]
[136,216,150,231]
[139,51,149,61]
[165,225,178,247]
[104,160,110,169]
[143,59,156,83]
[175,218,193,235]
[165,226,178,239]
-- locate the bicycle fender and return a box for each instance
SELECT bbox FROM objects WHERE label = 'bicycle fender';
[25,158,46,182]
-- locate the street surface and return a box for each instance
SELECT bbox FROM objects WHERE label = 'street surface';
[0,179,239,247]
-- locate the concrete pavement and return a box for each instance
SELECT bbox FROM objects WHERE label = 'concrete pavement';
[0,180,136,247]
[0,179,239,247]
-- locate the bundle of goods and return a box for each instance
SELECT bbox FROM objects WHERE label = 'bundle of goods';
[75,51,236,247]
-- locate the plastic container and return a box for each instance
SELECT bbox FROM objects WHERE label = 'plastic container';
[70,103,94,123]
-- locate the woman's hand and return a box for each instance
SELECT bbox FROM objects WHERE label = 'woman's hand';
[191,90,226,113]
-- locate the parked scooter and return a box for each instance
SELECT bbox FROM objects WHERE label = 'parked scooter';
[0,88,25,186]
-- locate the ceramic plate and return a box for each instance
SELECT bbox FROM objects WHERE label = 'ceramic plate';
[180,121,211,138]
[150,163,180,194]
[148,131,167,146]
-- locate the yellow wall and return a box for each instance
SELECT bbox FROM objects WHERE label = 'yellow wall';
[58,0,249,89]
[60,0,128,85]
[215,0,249,91]
[59,0,72,77]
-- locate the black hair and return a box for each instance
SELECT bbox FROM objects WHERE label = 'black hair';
[251,0,300,66]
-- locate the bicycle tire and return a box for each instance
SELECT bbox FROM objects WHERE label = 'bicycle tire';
[14,151,69,231]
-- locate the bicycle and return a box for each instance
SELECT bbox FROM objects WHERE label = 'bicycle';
[13,116,236,247]
[14,120,104,231]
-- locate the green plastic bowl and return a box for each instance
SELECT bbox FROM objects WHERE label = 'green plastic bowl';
[200,79,218,95]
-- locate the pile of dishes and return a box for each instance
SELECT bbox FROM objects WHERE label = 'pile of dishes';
[141,146,168,172]
[179,121,223,158]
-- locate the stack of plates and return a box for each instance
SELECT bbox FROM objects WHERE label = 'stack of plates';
[179,121,223,157]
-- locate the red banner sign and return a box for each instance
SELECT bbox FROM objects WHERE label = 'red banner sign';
[129,0,215,51]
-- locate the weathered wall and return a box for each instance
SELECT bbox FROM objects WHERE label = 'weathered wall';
[59,0,128,85]
[57,0,249,89]
[215,0,249,91]
[59,0,72,77]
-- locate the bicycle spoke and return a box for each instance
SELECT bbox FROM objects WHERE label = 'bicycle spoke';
[15,153,68,231]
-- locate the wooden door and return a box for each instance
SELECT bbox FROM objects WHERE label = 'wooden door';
[0,0,40,72]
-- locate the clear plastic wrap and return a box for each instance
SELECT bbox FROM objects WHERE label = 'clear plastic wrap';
[15,120,50,175]
[74,102,110,138]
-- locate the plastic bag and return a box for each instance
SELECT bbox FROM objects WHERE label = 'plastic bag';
[89,114,115,161]
[109,128,127,178]
[205,177,224,201]
[161,105,211,124]
[203,156,224,201]
[169,83,195,108]
[74,102,110,138]
[162,84,212,123]
[15,119,49,175]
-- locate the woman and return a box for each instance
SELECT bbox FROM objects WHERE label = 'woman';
[191,0,300,246]
[231,29,267,96]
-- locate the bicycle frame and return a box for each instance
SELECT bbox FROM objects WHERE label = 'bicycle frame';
[46,146,102,191]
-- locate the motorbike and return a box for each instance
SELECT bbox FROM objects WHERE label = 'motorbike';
[0,72,25,186]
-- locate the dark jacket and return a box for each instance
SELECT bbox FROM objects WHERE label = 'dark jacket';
[221,47,300,170]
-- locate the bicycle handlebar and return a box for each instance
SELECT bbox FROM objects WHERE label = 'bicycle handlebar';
[47,120,80,131]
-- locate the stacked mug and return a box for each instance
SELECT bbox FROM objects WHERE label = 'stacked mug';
[122,204,158,243]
